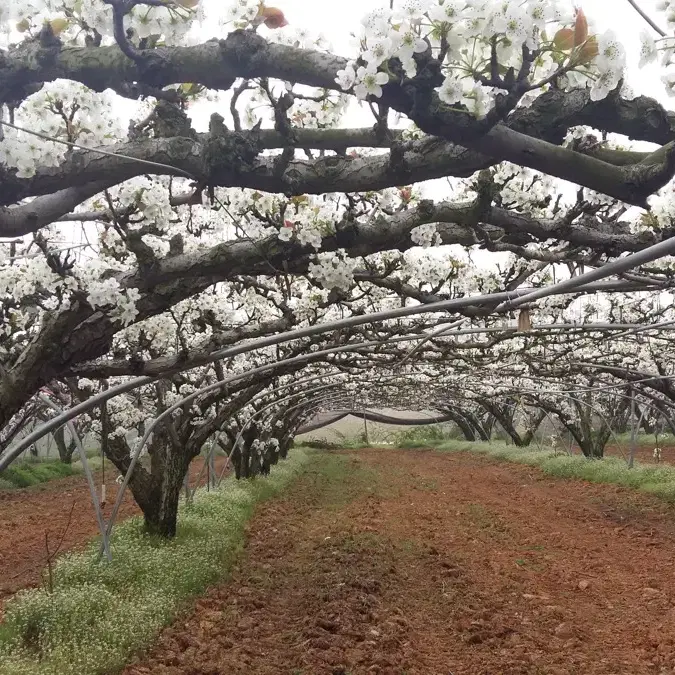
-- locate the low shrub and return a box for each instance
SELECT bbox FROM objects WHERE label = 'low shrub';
[3,466,36,488]
[395,424,459,449]
[299,438,342,450]
[0,449,309,675]
[29,463,76,482]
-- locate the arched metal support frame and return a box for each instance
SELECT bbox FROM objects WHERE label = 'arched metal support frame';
[215,392,354,489]
[38,395,112,561]
[102,336,418,545]
[185,372,352,497]
[216,382,342,486]
[2,284,664,470]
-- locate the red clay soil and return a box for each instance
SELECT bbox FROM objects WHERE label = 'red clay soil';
[604,443,675,465]
[0,455,230,608]
[124,448,675,675]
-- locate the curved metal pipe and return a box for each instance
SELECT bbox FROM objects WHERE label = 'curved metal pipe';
[1,288,659,469]
[281,395,357,441]
[218,393,354,485]
[260,394,356,438]
[216,382,340,485]
[38,395,111,561]
[495,235,675,312]
[102,335,421,542]
[186,372,352,495]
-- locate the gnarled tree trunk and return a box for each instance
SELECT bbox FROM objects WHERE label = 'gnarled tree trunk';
[477,399,545,447]
[53,426,78,464]
[105,431,194,538]
[141,447,189,538]
[440,407,476,441]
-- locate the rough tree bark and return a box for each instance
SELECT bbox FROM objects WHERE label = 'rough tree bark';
[477,399,545,447]
[52,425,77,464]
[106,431,192,537]
[457,407,493,442]
[97,379,266,536]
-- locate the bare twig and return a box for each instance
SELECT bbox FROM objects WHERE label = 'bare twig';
[626,0,667,36]
[42,500,77,593]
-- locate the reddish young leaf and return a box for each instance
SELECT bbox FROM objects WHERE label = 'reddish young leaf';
[574,7,589,47]
[261,6,288,29]
[576,35,599,64]
[553,28,575,51]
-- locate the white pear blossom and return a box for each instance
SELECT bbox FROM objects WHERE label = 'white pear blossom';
[335,62,357,89]
[428,0,463,24]
[354,66,390,99]
[438,75,464,105]
[308,251,356,291]
[397,0,430,22]
[639,30,658,68]
[398,29,428,61]
[363,36,396,67]
[410,223,442,248]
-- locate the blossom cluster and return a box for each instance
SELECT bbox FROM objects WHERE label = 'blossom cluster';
[336,0,626,114]
[410,223,442,248]
[0,80,123,178]
[308,251,356,291]
[641,4,675,95]
[402,250,463,288]
[4,0,197,48]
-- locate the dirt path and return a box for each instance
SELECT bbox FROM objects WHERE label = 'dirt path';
[124,448,675,675]
[0,455,230,606]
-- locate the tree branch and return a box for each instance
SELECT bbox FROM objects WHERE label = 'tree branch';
[4,32,675,211]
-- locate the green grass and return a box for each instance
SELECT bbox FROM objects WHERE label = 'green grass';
[394,423,460,448]
[71,454,103,473]
[308,451,380,507]
[0,449,107,490]
[411,440,675,503]
[0,453,122,491]
[0,460,79,489]
[612,432,675,447]
[0,449,310,675]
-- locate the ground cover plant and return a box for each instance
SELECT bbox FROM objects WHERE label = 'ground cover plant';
[0,460,78,490]
[0,449,308,675]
